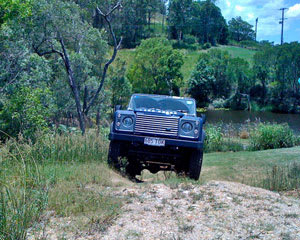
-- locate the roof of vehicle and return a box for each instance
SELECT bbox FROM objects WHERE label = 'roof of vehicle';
[131,93,196,102]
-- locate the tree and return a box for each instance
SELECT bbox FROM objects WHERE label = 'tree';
[0,87,54,140]
[191,0,228,45]
[167,0,192,41]
[127,38,183,95]
[252,46,276,104]
[23,0,122,134]
[228,16,255,42]
[206,49,232,98]
[187,59,215,107]
[251,42,300,112]
[108,58,132,108]
[0,0,32,27]
[168,0,228,45]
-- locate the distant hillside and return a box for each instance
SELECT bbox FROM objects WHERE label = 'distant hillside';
[118,45,256,82]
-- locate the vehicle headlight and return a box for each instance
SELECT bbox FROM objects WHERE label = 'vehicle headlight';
[115,112,135,132]
[179,119,200,139]
[122,117,133,127]
[181,122,193,133]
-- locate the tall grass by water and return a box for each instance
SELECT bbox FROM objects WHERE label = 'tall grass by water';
[204,122,300,153]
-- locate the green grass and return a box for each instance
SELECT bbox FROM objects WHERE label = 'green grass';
[218,45,256,62]
[202,147,300,183]
[149,147,300,191]
[0,132,123,239]
[2,131,298,239]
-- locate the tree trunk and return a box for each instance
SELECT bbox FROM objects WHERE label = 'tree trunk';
[96,107,101,135]
[60,39,86,134]
[162,14,165,33]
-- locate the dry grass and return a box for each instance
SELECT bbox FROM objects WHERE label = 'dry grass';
[239,130,250,139]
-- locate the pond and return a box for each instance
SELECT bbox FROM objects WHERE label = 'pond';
[201,110,300,135]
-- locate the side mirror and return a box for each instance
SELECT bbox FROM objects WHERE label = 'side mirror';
[201,114,206,124]
[115,105,121,112]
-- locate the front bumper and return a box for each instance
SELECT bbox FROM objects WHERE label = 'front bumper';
[109,132,204,150]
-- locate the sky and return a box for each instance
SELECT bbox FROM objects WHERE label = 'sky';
[215,0,300,44]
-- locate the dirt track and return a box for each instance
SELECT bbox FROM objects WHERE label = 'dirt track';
[29,181,300,240]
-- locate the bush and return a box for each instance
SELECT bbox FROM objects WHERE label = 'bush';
[202,42,211,50]
[204,124,244,153]
[183,34,197,45]
[0,87,55,141]
[212,98,226,108]
[250,123,297,151]
[171,40,198,50]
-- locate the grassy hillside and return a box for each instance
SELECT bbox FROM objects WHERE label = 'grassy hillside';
[117,45,256,82]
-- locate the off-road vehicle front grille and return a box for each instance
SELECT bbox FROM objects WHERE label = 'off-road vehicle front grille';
[134,113,179,136]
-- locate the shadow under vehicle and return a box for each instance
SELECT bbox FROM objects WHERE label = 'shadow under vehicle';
[108,94,206,180]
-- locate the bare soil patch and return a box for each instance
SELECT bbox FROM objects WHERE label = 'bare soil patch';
[29,181,300,240]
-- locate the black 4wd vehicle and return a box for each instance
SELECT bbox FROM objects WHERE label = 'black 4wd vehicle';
[108,94,206,180]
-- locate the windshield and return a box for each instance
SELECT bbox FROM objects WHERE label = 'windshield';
[128,95,196,115]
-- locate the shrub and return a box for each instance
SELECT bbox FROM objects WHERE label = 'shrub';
[183,34,197,45]
[204,124,244,153]
[212,98,226,108]
[239,130,250,139]
[205,125,223,152]
[171,40,198,50]
[249,123,297,151]
[202,42,211,50]
[0,87,55,141]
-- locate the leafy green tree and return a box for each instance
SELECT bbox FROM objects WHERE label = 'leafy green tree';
[271,43,300,112]
[252,46,276,104]
[228,16,255,42]
[187,59,215,107]
[191,0,228,45]
[251,42,300,112]
[168,0,228,45]
[108,58,132,107]
[0,87,55,140]
[167,0,192,40]
[0,0,32,27]
[188,49,253,109]
[228,57,253,94]
[18,0,121,134]
[206,50,232,98]
[127,38,183,95]
[225,57,253,110]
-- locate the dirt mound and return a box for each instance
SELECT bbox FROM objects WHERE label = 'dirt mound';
[29,181,300,240]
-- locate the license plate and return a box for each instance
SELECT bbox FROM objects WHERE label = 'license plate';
[144,137,165,147]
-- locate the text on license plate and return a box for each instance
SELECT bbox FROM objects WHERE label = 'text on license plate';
[144,137,165,146]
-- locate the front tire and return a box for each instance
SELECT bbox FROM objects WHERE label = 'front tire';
[108,140,122,169]
[126,157,142,178]
[188,150,203,180]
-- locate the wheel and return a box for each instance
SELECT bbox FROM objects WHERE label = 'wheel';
[188,150,203,180]
[126,162,142,178]
[108,141,122,169]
